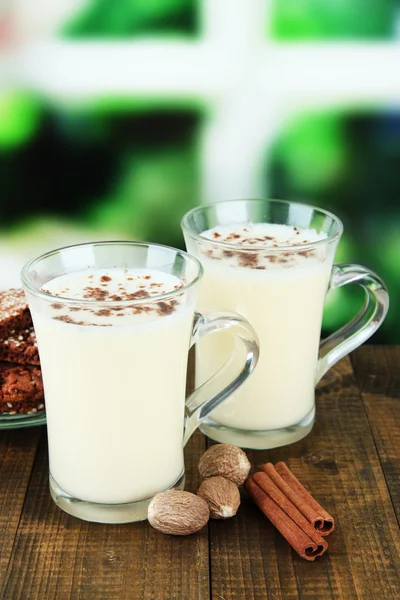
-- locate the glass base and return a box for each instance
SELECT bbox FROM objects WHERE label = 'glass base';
[200,406,315,450]
[49,471,185,524]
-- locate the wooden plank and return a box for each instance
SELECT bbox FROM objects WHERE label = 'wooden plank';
[2,430,208,600]
[351,346,400,522]
[351,346,400,397]
[0,426,43,587]
[209,357,400,600]
[2,355,210,599]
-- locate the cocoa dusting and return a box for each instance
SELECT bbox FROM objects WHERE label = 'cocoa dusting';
[54,315,78,325]
[54,315,111,326]
[157,301,176,316]
[238,253,259,268]
[83,286,110,300]
[127,290,150,300]
[48,271,184,324]
[94,309,112,317]
[199,225,324,269]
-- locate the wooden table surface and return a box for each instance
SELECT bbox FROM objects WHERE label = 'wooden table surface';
[1,346,400,600]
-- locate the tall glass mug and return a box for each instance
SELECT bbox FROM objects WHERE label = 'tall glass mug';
[21,242,258,523]
[182,199,389,450]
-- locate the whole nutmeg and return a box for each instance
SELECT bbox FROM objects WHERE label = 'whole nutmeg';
[197,476,240,519]
[198,444,251,485]
[148,490,209,535]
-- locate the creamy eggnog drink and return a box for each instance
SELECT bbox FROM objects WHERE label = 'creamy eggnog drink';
[194,223,332,431]
[22,241,258,522]
[32,268,193,506]
[182,199,389,449]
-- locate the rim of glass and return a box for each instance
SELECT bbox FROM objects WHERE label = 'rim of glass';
[181,198,344,252]
[21,240,203,307]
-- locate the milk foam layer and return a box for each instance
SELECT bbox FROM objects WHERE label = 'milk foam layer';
[200,223,327,270]
[202,222,327,247]
[189,222,335,431]
[41,268,184,325]
[32,267,194,504]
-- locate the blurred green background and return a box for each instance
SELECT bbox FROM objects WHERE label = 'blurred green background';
[0,0,399,342]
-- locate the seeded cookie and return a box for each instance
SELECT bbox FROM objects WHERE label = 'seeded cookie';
[0,396,45,416]
[0,362,44,415]
[0,289,32,340]
[0,326,39,366]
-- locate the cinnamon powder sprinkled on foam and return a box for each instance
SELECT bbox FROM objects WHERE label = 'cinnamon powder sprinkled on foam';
[199,224,327,269]
[42,269,186,325]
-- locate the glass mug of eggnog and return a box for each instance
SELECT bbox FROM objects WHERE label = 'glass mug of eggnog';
[182,199,389,450]
[21,241,258,523]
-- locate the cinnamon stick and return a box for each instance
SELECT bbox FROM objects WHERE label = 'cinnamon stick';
[245,474,327,561]
[273,462,334,535]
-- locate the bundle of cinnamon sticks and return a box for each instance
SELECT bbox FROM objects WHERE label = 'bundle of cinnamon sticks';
[245,462,334,561]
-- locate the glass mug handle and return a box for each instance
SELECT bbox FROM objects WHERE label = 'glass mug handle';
[183,312,259,446]
[317,263,389,382]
